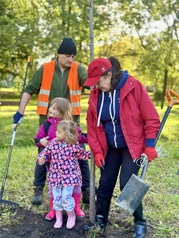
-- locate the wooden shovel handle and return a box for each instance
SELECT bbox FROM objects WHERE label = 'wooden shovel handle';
[166,89,179,107]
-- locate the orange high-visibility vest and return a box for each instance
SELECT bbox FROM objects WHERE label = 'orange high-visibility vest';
[37,60,82,115]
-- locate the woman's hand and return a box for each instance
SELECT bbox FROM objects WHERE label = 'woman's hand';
[94,153,105,169]
[144,147,158,162]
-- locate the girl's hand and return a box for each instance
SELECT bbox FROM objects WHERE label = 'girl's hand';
[40,136,49,147]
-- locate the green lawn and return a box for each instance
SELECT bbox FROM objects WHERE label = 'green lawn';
[0,93,179,237]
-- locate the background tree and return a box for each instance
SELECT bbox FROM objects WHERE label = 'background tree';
[0,0,178,108]
[0,0,114,89]
[116,0,179,108]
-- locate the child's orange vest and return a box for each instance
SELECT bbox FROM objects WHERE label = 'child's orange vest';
[37,60,82,116]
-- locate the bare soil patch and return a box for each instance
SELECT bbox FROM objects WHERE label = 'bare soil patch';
[0,205,154,238]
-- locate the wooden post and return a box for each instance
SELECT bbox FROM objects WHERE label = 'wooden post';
[89,0,95,224]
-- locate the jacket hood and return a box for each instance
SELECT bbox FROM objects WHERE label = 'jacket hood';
[47,117,61,125]
[114,70,128,91]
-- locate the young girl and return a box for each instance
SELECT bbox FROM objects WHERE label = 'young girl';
[34,98,88,221]
[37,120,91,229]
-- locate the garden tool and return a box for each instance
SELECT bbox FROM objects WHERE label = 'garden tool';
[115,88,179,214]
[0,56,31,206]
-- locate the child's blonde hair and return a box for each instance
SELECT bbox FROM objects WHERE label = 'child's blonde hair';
[49,97,73,120]
[57,120,78,144]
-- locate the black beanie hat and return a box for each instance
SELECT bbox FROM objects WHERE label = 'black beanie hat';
[57,37,77,55]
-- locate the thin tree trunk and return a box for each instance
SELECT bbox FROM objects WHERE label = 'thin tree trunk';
[89,0,95,224]
[161,68,168,109]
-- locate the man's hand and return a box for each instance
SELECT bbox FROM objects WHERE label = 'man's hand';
[37,157,45,165]
[13,111,24,128]
[94,153,105,169]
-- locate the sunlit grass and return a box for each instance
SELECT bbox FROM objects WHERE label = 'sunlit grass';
[0,92,179,237]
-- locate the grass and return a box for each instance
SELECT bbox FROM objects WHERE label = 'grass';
[0,92,179,237]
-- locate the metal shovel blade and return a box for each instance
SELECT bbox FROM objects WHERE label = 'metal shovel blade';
[0,199,19,206]
[115,174,150,214]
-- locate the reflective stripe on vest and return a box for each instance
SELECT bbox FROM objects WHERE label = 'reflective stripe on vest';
[37,60,55,115]
[37,60,81,115]
[67,62,82,115]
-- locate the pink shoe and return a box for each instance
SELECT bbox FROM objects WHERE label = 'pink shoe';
[74,206,85,218]
[45,210,56,221]
[45,198,56,221]
[73,193,85,218]
[54,210,63,229]
[66,210,76,229]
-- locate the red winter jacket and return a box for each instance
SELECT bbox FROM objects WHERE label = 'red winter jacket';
[86,75,160,161]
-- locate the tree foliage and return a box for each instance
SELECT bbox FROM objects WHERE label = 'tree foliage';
[116,0,179,107]
[0,0,114,85]
[0,0,178,106]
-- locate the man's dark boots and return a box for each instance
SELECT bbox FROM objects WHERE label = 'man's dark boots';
[82,186,97,204]
[31,186,43,205]
[82,188,90,204]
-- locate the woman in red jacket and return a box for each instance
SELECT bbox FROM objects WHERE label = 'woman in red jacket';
[84,57,160,238]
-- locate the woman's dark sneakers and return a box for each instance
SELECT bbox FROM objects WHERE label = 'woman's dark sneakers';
[133,221,147,238]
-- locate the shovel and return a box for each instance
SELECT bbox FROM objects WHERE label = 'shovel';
[115,155,149,214]
[115,88,179,214]
[0,127,19,206]
[0,56,31,206]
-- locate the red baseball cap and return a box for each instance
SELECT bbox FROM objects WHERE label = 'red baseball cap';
[84,58,112,87]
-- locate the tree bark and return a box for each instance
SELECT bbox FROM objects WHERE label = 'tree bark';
[161,68,168,109]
